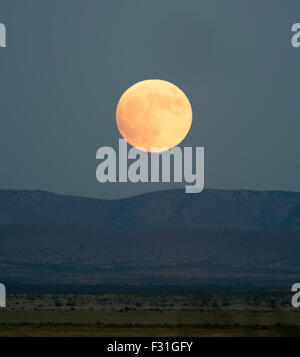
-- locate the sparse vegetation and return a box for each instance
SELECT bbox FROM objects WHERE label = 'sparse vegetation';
[0,287,299,336]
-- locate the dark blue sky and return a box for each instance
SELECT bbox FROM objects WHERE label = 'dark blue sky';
[0,0,300,198]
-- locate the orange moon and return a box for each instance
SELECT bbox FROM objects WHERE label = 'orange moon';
[116,79,192,152]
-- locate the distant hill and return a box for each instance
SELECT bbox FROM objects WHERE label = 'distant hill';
[0,188,300,230]
[0,189,300,286]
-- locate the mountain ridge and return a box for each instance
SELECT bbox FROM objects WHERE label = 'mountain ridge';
[0,188,299,230]
[0,188,300,285]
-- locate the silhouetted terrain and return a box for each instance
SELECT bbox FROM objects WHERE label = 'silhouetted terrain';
[0,189,299,285]
[1,189,300,229]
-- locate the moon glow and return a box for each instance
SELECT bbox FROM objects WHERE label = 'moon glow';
[116,80,192,152]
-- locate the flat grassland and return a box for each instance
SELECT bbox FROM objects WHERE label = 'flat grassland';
[0,289,299,336]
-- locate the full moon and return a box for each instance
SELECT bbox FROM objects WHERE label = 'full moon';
[116,79,192,152]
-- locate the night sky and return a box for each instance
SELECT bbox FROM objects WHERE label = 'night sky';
[0,0,300,198]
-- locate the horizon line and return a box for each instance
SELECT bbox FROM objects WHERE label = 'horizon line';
[0,186,299,201]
